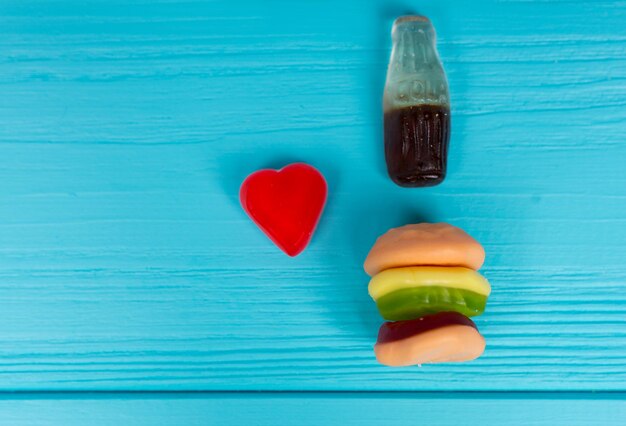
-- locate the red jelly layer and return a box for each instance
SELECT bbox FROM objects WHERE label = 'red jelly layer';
[377,312,477,344]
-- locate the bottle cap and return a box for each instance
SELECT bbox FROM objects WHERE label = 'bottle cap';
[394,15,430,25]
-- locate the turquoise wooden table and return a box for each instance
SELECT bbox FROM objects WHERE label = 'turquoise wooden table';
[1,0,626,424]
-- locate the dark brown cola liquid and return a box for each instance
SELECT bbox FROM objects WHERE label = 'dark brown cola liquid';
[384,104,450,187]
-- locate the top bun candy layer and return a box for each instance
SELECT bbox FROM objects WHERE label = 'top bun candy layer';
[364,223,485,276]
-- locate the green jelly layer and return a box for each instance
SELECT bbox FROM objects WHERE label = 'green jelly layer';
[375,286,488,321]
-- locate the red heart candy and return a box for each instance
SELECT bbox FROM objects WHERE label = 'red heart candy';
[240,163,327,257]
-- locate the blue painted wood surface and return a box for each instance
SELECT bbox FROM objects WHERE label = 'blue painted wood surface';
[0,393,625,425]
[1,0,626,420]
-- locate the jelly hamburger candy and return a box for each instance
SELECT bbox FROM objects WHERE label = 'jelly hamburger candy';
[364,223,490,366]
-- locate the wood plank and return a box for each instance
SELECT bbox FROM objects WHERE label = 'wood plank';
[0,393,625,426]
[0,0,625,390]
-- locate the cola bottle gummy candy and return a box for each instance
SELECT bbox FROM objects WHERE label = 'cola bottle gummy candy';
[384,16,450,187]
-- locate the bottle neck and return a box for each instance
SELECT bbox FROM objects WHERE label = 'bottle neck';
[391,19,438,70]
[384,16,449,111]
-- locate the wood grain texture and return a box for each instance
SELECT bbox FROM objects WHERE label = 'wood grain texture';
[0,0,625,391]
[0,393,625,426]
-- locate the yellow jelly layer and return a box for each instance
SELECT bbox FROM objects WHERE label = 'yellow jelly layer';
[368,266,491,300]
